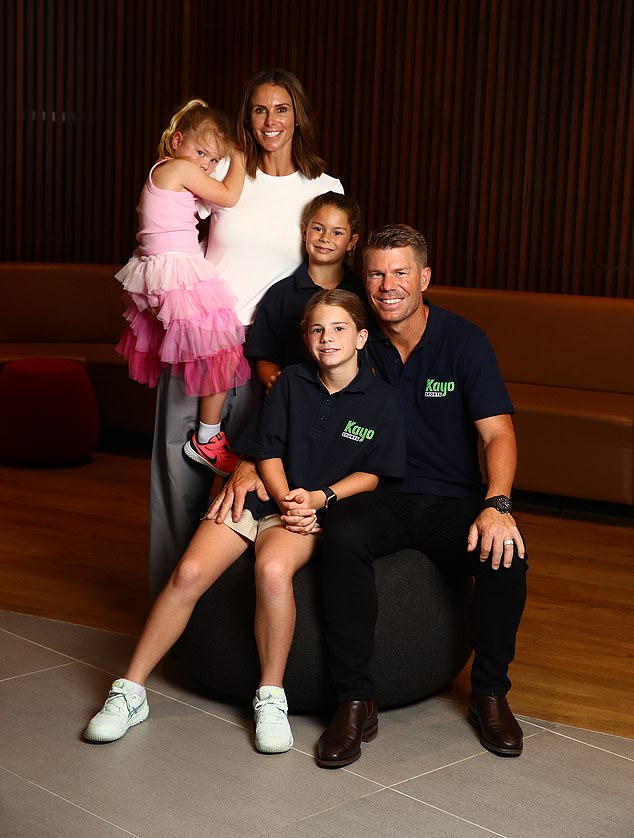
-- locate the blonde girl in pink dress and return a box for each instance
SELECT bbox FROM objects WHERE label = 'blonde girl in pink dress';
[115,99,250,475]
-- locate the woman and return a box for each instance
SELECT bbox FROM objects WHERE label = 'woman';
[150,69,343,594]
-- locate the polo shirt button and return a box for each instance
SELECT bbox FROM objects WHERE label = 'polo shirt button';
[320,416,325,420]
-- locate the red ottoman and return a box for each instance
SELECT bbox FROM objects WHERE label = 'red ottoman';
[0,358,99,465]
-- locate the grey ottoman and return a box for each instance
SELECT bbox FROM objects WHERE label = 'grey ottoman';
[174,548,472,712]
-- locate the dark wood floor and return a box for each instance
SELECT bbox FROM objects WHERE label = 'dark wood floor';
[1,450,632,738]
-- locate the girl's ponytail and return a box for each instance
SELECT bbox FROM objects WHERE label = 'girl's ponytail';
[157,98,211,159]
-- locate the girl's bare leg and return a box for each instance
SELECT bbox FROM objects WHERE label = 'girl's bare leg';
[199,391,229,426]
[124,521,247,685]
[253,527,316,687]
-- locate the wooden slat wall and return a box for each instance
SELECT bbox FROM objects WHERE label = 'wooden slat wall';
[2,0,187,264]
[3,0,633,297]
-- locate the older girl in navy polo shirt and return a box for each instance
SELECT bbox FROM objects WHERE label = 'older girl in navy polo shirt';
[245,191,365,389]
[83,290,405,756]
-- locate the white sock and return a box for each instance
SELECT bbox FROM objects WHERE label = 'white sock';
[256,685,286,699]
[118,677,145,697]
[197,421,221,444]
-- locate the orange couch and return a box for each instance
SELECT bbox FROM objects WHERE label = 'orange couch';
[2,265,632,504]
[428,287,634,505]
[0,263,155,434]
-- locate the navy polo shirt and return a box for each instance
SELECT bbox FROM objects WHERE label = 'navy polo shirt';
[244,261,365,368]
[235,363,407,520]
[366,301,514,498]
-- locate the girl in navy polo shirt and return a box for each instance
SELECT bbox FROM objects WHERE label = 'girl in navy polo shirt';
[83,290,405,756]
[244,191,365,389]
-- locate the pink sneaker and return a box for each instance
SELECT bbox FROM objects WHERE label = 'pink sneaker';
[183,431,238,476]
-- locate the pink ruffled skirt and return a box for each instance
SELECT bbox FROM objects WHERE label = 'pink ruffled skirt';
[114,252,250,397]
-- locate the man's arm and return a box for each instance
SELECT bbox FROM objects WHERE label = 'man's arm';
[467,414,525,570]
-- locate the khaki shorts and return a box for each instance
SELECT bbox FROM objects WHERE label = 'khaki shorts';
[216,510,284,543]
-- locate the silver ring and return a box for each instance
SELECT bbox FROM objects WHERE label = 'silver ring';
[503,539,514,545]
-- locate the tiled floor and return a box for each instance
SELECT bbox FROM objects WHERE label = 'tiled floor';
[2,609,633,838]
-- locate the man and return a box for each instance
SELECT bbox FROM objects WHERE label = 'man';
[211,224,527,768]
[315,224,527,767]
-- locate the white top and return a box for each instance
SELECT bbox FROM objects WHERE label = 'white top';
[205,168,344,324]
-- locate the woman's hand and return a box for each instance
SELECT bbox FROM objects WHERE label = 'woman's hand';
[204,459,268,523]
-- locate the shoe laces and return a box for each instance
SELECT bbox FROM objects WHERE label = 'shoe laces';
[199,433,229,453]
[254,696,287,725]
[206,432,225,446]
[102,686,135,715]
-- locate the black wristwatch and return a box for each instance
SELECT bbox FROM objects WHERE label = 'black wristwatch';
[321,487,337,509]
[482,494,512,514]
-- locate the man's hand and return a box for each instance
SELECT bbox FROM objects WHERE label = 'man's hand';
[279,488,321,535]
[204,459,268,523]
[467,508,525,570]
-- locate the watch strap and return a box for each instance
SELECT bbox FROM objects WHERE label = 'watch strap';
[321,487,337,509]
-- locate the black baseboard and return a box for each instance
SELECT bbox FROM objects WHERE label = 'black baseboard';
[512,489,633,523]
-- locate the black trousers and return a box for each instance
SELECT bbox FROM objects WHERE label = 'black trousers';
[317,491,528,701]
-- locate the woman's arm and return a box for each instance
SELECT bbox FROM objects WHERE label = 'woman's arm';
[255,359,282,391]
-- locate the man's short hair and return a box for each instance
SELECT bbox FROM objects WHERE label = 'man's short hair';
[364,224,428,269]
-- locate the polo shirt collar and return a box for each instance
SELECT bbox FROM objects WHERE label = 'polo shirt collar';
[293,261,356,291]
[367,299,445,350]
[293,262,315,290]
[296,362,373,393]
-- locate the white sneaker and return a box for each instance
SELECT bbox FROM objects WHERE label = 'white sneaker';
[253,686,293,754]
[84,679,149,743]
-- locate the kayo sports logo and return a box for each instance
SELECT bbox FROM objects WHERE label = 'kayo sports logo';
[342,420,375,442]
[425,378,456,398]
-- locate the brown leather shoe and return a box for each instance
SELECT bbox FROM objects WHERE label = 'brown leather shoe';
[317,700,378,768]
[467,694,523,756]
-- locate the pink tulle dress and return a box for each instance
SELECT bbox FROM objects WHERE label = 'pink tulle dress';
[115,160,250,396]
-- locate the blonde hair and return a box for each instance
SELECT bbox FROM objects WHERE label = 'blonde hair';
[157,99,233,160]
[237,69,326,179]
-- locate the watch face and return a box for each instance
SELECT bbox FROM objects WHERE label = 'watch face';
[484,495,512,513]
[496,496,512,513]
